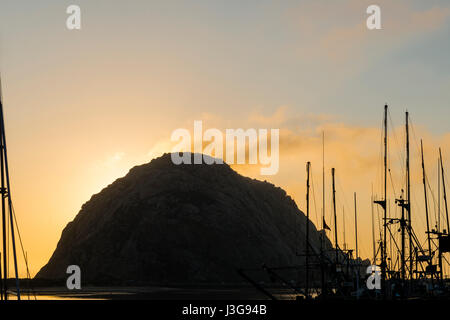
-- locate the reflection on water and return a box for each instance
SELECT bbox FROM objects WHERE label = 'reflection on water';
[6,291,106,300]
[6,287,318,300]
[8,294,105,300]
[11,294,94,300]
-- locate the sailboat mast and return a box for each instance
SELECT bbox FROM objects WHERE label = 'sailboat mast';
[400,190,406,281]
[440,148,450,234]
[332,168,338,264]
[371,187,376,264]
[354,192,358,261]
[382,105,388,286]
[321,132,326,296]
[421,140,433,276]
[438,158,441,233]
[0,92,6,300]
[406,111,413,280]
[0,78,21,300]
[322,131,325,239]
[343,207,346,251]
[354,192,359,299]
[305,161,311,297]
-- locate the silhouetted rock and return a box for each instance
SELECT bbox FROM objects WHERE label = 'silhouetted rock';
[36,153,333,285]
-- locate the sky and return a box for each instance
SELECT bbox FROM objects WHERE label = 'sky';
[0,0,450,277]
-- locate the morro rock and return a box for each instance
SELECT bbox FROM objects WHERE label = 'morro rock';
[36,153,330,284]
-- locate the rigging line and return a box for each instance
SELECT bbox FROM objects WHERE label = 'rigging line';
[423,155,439,207]
[310,170,319,228]
[409,226,426,255]
[335,179,348,211]
[335,177,371,257]
[443,163,450,232]
[408,114,430,240]
[387,108,406,174]
[334,184,345,250]
[410,186,428,238]
[388,169,398,202]
[403,125,428,234]
[376,201,382,239]
[10,203,36,299]
[7,196,9,277]
[342,205,346,250]
[418,147,439,233]
[425,172,439,229]
[328,192,334,232]
[442,252,450,268]
[373,109,384,200]
[443,164,450,193]
[386,224,401,260]
[408,115,422,158]
[438,159,450,232]
[421,238,429,255]
[430,237,440,254]
[378,113,384,197]
[24,253,36,300]
[437,159,441,232]
[335,177,363,253]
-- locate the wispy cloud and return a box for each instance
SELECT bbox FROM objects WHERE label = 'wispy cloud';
[105,152,125,168]
[289,0,450,71]
[147,106,450,259]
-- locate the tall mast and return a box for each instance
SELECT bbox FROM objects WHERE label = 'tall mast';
[0,85,6,299]
[400,190,406,281]
[332,168,338,264]
[321,132,326,296]
[421,140,433,276]
[406,111,413,280]
[383,105,387,285]
[354,192,358,261]
[305,161,311,297]
[438,158,441,233]
[371,187,376,264]
[0,77,21,300]
[354,192,359,299]
[0,251,2,300]
[342,207,346,251]
[440,148,450,234]
[322,131,325,237]
[374,105,388,286]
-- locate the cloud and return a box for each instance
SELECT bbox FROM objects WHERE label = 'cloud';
[289,0,450,71]
[248,105,334,129]
[143,105,450,259]
[105,152,125,168]
[147,141,174,160]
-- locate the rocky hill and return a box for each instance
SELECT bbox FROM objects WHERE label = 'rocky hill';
[36,153,333,285]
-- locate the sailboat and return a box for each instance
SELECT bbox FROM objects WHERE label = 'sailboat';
[0,77,22,300]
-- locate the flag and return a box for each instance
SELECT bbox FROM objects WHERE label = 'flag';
[323,217,331,231]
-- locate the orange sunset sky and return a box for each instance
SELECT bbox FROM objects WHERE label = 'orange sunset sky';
[1,0,450,277]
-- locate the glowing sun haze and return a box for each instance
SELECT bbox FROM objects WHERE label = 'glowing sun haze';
[0,0,450,276]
